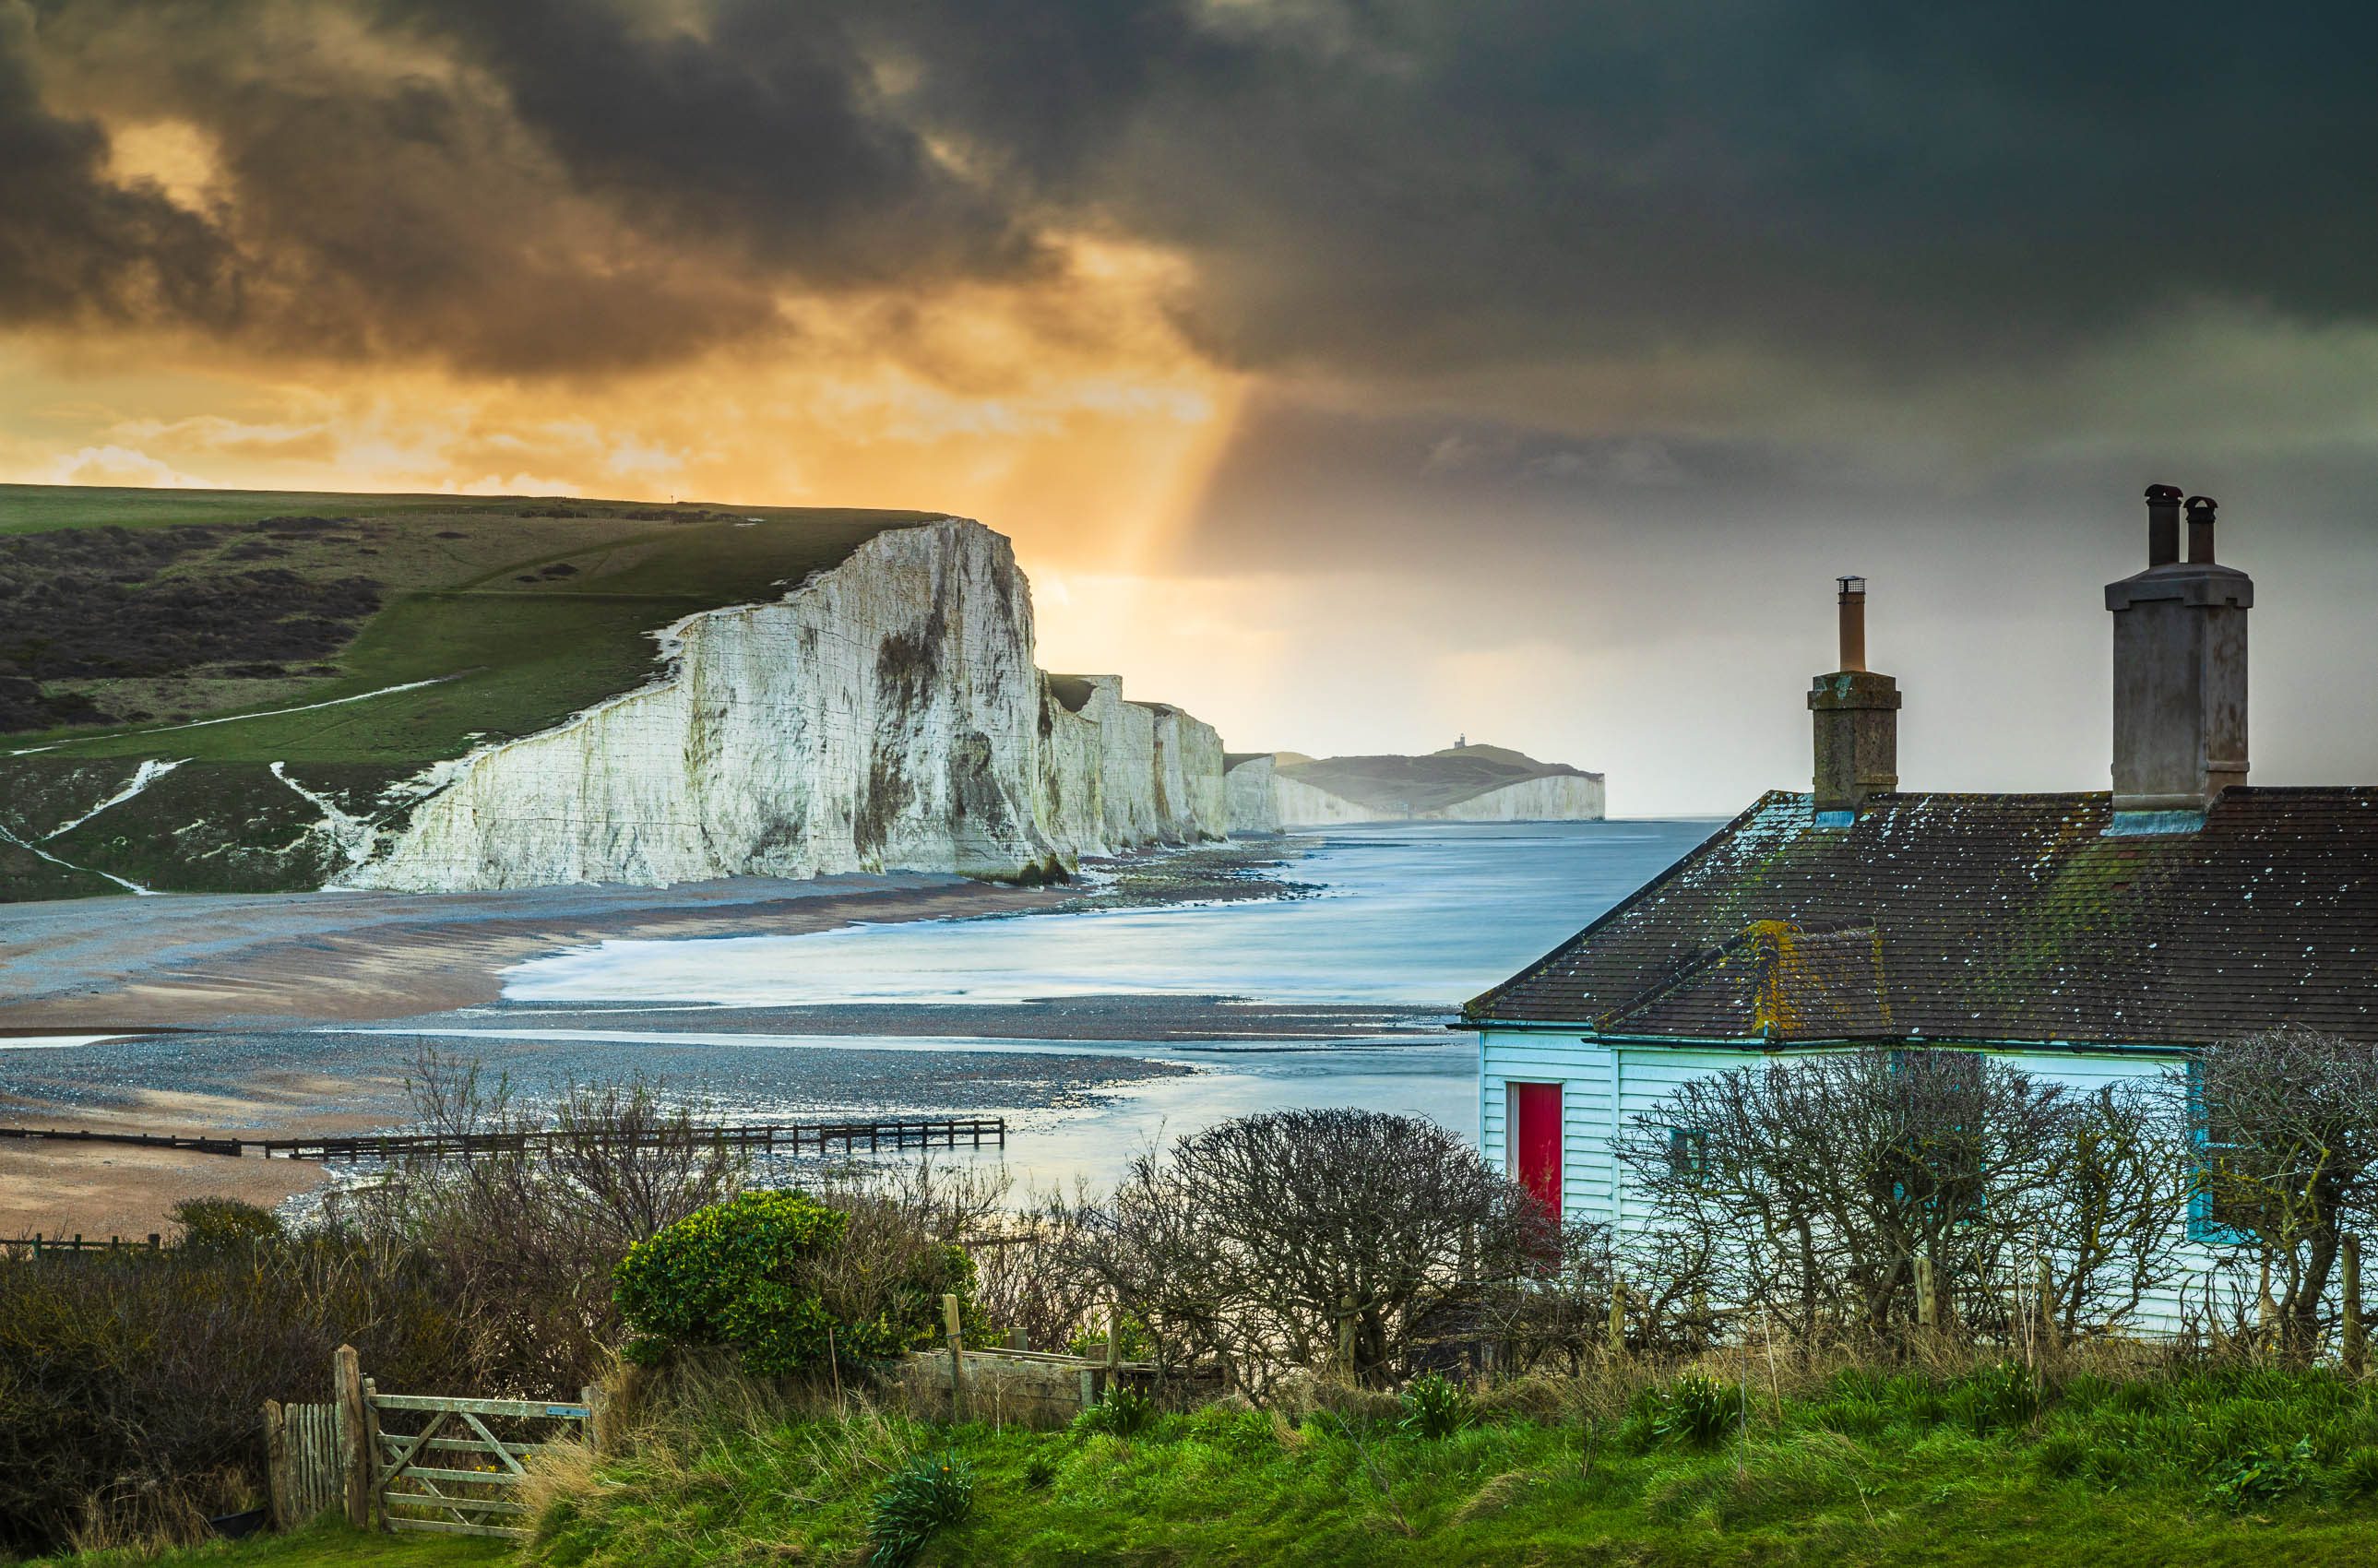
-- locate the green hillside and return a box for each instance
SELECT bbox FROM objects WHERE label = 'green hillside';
[1278,743,1599,814]
[0,484,934,897]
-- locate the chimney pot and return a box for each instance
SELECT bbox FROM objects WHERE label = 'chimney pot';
[1836,575,1867,672]
[2145,483,2182,567]
[2186,494,2217,564]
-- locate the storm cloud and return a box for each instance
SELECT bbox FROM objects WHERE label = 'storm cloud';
[6,0,2377,393]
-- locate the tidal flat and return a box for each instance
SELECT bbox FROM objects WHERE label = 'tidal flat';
[0,824,1715,1234]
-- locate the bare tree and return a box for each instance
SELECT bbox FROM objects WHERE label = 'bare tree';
[966,1179,1112,1352]
[1073,1110,1549,1397]
[803,1157,1013,1347]
[1615,1048,2188,1347]
[2034,1082,2195,1338]
[1475,1219,1620,1374]
[359,1048,743,1387]
[2183,1028,2378,1361]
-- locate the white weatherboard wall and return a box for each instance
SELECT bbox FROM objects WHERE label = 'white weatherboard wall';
[1479,1030,2225,1330]
[348,518,1225,892]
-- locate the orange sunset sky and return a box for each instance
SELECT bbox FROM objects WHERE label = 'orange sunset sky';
[6,2,2378,813]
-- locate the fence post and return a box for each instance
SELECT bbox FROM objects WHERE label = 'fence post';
[264,1400,291,1530]
[334,1346,372,1530]
[2036,1255,2061,1358]
[1914,1254,1937,1330]
[943,1293,968,1422]
[360,1378,383,1528]
[1607,1281,1627,1358]
[581,1384,612,1456]
[2346,1236,2366,1377]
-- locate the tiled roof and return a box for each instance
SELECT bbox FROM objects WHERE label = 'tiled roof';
[1466,788,2378,1046]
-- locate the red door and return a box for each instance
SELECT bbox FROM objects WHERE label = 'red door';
[1513,1083,1563,1218]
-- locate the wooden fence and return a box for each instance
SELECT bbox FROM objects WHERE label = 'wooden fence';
[263,1401,343,1529]
[3,1115,1005,1164]
[262,1116,1006,1162]
[0,1126,242,1156]
[0,1232,162,1256]
[889,1293,1173,1429]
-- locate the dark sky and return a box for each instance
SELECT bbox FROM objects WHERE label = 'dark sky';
[5,0,2374,808]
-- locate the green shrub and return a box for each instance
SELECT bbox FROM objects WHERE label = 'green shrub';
[1650,1372,1741,1450]
[1183,1404,1277,1457]
[2056,1372,2117,1414]
[168,1196,282,1253]
[1945,1362,2040,1438]
[1022,1451,1060,1490]
[1812,1396,1887,1438]
[2336,1445,2378,1497]
[1078,1384,1156,1438]
[2205,1436,2320,1512]
[1398,1372,1472,1440]
[613,1190,974,1376]
[2110,1379,2168,1415]
[1879,1374,1946,1428]
[868,1448,974,1568]
[2030,1429,2091,1479]
[614,1191,850,1374]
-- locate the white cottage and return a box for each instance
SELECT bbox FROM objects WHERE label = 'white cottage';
[1468,487,2376,1313]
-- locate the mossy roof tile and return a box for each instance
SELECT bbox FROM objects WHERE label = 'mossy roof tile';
[1468,787,2378,1046]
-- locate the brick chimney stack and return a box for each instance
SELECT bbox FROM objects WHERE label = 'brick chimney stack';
[1809,575,1900,823]
[2106,485,2252,830]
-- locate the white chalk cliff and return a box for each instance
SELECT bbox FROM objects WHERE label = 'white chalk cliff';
[1225,750,1605,830]
[345,518,1226,891]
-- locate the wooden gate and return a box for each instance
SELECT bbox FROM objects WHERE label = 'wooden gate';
[326,1346,603,1539]
[369,1390,595,1539]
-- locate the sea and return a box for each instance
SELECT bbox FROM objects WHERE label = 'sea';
[468,819,1720,1188]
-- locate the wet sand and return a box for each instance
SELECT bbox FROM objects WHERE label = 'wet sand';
[0,839,1327,1234]
[0,1080,396,1238]
[0,873,1069,1031]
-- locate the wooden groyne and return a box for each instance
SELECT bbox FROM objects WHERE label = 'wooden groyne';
[0,1116,1006,1163]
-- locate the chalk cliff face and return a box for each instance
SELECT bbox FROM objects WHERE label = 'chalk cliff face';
[1037,678,1228,857]
[1410,774,1604,821]
[349,519,1223,892]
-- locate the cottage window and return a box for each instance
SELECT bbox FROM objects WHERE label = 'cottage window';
[1666,1126,1710,1182]
[2185,1056,2251,1246]
[1885,1048,1984,1224]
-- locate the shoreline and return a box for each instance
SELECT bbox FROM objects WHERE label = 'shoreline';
[0,835,1308,1034]
[0,837,1319,1235]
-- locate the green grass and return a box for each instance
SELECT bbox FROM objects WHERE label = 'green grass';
[514,1366,2378,1568]
[0,490,933,763]
[21,1519,506,1568]
[0,484,483,536]
[27,1370,2378,1568]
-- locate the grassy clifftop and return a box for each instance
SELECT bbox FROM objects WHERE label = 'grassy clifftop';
[0,485,934,764]
[0,484,935,897]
